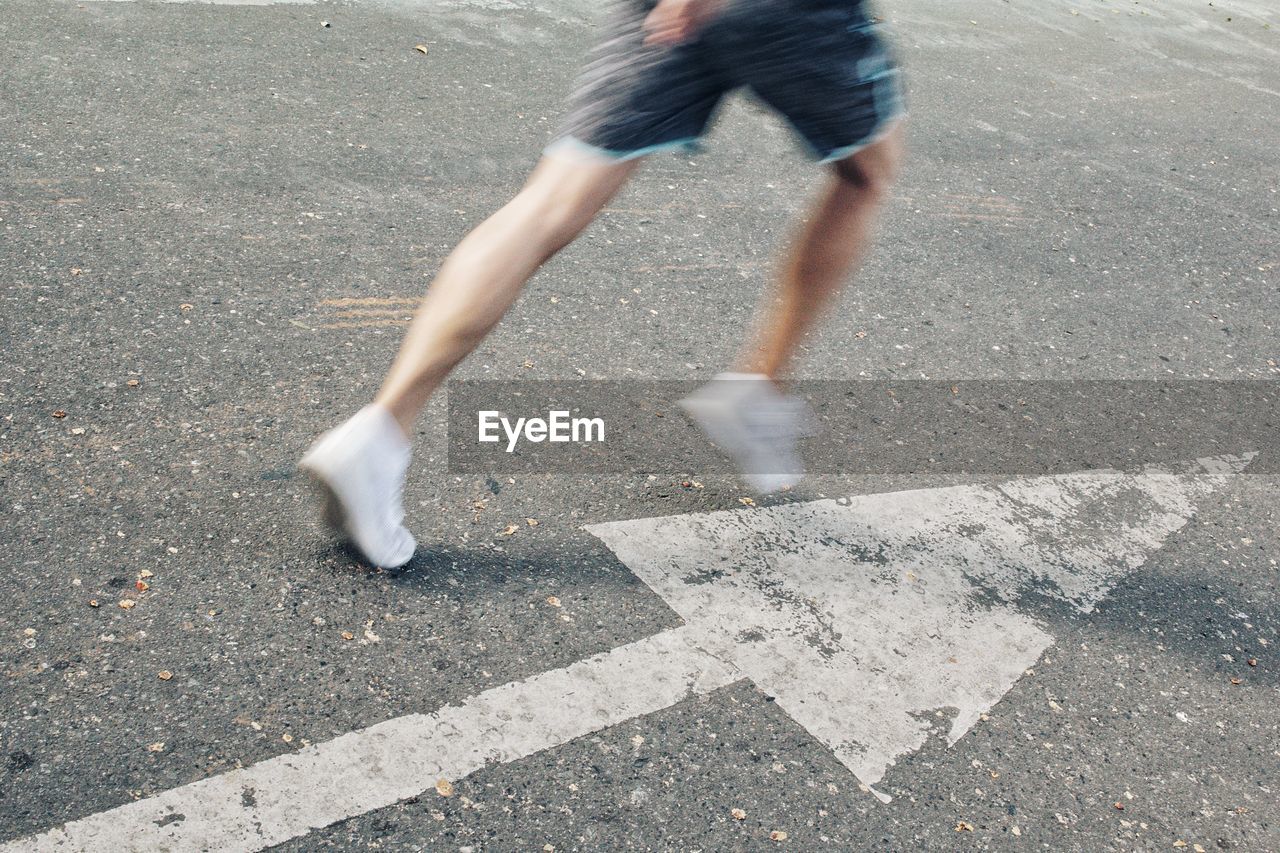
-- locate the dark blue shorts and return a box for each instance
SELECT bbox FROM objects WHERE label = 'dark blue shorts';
[548,0,905,163]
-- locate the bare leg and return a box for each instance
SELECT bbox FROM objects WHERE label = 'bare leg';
[738,121,905,379]
[376,153,640,434]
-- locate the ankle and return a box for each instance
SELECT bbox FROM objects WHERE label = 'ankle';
[371,389,414,435]
[368,397,415,443]
[724,366,783,389]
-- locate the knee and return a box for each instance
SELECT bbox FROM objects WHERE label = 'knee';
[513,182,596,257]
[831,130,904,201]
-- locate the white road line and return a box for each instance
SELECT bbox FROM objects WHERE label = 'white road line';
[3,628,738,853]
[2,454,1252,851]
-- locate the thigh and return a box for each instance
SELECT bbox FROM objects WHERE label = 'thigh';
[526,149,641,213]
[549,0,731,160]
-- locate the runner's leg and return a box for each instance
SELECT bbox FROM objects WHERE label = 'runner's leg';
[303,0,725,564]
[376,0,724,435]
[739,120,905,379]
[299,152,635,567]
[375,152,639,435]
[678,122,903,494]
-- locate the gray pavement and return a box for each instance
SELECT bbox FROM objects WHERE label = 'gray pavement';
[2,0,1278,850]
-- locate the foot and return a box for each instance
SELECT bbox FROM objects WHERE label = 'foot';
[679,373,815,494]
[299,404,417,568]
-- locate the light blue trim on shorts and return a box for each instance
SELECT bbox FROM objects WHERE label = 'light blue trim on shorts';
[544,134,705,163]
[815,109,908,164]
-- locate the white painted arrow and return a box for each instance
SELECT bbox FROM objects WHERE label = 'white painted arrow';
[2,455,1252,852]
[587,453,1255,801]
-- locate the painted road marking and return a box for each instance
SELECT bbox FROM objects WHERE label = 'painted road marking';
[301,297,418,331]
[1,455,1251,851]
[316,298,419,309]
[893,193,1036,228]
[3,629,737,852]
[588,453,1254,800]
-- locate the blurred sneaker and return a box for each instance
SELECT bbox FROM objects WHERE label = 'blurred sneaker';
[679,373,815,494]
[299,404,417,568]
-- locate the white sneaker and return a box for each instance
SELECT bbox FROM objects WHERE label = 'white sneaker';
[679,373,815,494]
[299,404,417,568]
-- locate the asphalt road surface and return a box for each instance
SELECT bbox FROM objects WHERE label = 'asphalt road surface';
[2,0,1278,850]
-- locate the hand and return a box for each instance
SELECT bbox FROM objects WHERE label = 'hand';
[643,0,727,47]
